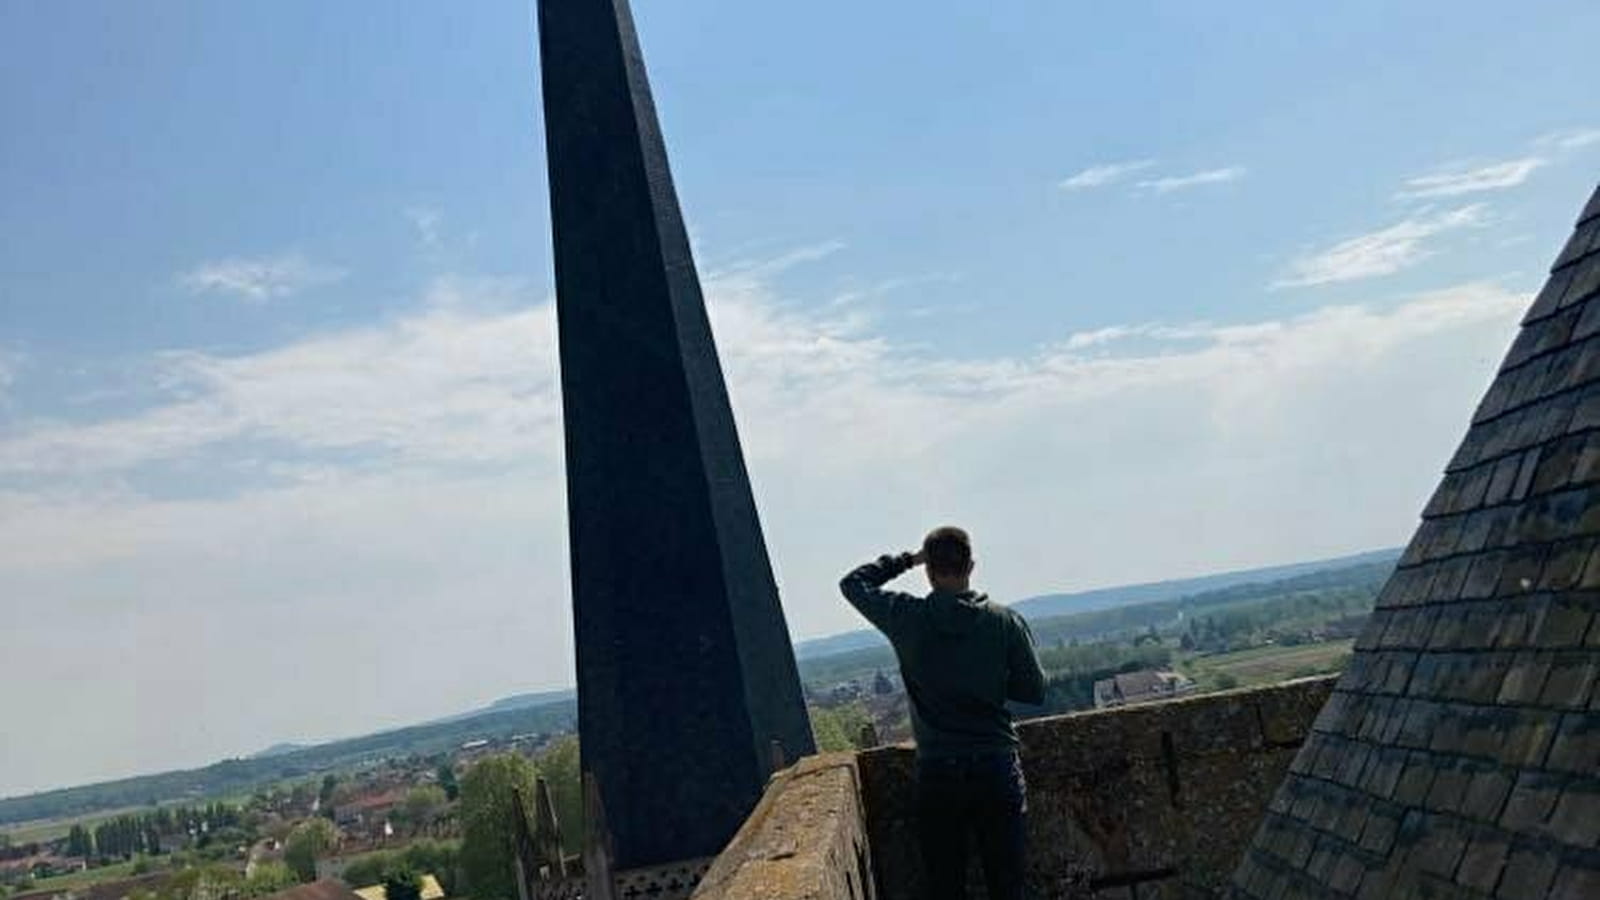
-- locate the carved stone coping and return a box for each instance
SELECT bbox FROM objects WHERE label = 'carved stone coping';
[691,753,875,899]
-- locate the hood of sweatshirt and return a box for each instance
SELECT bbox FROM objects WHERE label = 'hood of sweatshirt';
[927,589,990,635]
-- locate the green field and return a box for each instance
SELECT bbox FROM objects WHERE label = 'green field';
[1182,639,1353,690]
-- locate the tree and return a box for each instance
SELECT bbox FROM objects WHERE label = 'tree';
[243,863,298,898]
[317,775,339,811]
[383,868,423,900]
[809,705,851,752]
[535,737,583,857]
[65,824,94,858]
[339,851,398,889]
[284,818,338,882]
[458,753,537,900]
[162,864,241,900]
[399,786,447,835]
[401,840,460,896]
[434,764,459,802]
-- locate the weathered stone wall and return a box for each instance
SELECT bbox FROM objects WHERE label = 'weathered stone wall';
[857,677,1336,899]
[690,754,875,900]
[1229,183,1600,900]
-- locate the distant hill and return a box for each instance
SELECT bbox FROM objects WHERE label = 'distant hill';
[250,742,311,759]
[794,546,1401,660]
[0,696,576,827]
[483,689,576,712]
[1011,547,1401,620]
[6,547,1399,825]
[797,551,1397,689]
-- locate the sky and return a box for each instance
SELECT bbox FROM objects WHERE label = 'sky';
[2,0,1598,799]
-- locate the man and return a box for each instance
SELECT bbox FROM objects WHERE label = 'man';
[839,526,1046,900]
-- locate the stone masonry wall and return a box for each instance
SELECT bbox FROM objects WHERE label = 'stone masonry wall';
[858,677,1336,899]
[690,753,875,900]
[1228,183,1600,899]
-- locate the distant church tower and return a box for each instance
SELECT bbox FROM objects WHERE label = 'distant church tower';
[534,0,816,872]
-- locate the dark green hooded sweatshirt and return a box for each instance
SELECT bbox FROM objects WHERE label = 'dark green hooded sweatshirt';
[840,553,1046,758]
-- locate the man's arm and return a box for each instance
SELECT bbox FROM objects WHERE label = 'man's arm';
[1006,613,1047,705]
[839,552,922,637]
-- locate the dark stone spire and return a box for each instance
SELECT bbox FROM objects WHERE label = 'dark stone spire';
[535,0,815,870]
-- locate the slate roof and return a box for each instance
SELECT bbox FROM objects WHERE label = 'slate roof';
[1229,182,1600,898]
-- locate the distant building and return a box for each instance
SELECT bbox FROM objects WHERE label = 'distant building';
[333,787,409,831]
[1093,669,1195,709]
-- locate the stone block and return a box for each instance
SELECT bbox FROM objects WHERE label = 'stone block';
[691,754,872,900]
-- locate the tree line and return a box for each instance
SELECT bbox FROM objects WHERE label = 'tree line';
[58,803,246,861]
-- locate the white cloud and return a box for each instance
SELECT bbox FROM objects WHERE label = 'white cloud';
[1534,128,1600,152]
[0,257,1531,796]
[1274,204,1487,288]
[177,254,346,302]
[1058,160,1156,191]
[1136,166,1247,194]
[1397,157,1545,199]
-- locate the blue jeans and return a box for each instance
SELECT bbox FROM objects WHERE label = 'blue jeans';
[915,750,1027,900]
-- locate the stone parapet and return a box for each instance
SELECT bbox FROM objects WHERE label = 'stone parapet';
[690,753,875,900]
[858,676,1337,899]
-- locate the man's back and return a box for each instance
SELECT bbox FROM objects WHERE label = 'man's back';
[840,553,1046,758]
[838,532,1044,900]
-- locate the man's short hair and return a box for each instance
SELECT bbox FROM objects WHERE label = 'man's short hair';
[923,526,972,577]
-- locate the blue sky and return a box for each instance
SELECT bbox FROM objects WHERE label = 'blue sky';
[2,0,1598,797]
